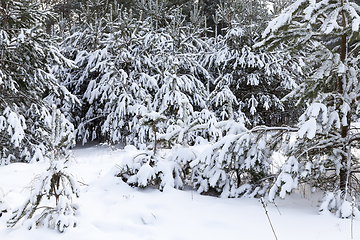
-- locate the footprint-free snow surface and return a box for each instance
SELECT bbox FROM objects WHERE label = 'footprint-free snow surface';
[0,144,359,240]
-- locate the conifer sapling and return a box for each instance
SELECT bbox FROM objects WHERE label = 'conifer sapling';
[7,106,79,232]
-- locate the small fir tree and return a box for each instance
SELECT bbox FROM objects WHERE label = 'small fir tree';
[7,106,79,232]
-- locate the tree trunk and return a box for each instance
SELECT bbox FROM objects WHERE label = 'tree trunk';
[153,123,157,156]
[339,2,349,194]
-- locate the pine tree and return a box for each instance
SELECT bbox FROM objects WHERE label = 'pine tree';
[60,0,211,146]
[190,118,295,197]
[0,0,75,163]
[60,0,135,144]
[150,4,211,145]
[203,0,301,127]
[260,0,360,217]
[7,106,79,232]
[116,109,196,191]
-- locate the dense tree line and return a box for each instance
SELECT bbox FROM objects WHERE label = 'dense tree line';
[3,0,360,230]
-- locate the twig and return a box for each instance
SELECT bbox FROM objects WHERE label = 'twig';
[351,196,355,239]
[273,201,282,216]
[77,180,89,186]
[260,197,279,240]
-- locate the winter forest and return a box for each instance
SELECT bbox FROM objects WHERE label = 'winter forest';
[3,0,360,238]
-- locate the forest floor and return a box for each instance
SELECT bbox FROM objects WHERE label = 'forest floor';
[0,144,359,240]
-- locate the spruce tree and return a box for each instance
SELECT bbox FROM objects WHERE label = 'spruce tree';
[60,0,211,146]
[60,1,140,145]
[204,0,301,127]
[260,0,360,217]
[7,106,79,232]
[0,0,75,163]
[189,118,295,197]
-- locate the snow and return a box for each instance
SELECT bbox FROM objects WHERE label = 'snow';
[262,0,308,38]
[298,117,317,139]
[6,110,26,148]
[0,145,360,240]
[298,103,329,139]
[137,162,155,187]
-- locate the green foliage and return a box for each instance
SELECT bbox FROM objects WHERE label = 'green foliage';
[0,0,75,163]
[117,146,197,191]
[202,0,301,127]
[7,107,79,232]
[260,0,360,215]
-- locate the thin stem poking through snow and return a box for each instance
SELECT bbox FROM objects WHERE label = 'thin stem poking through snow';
[273,202,281,216]
[351,196,355,239]
[260,197,278,240]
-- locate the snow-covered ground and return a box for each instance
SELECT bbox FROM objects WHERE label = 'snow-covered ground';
[0,144,359,240]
